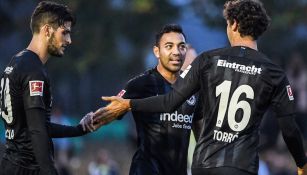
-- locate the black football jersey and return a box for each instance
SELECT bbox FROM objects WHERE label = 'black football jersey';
[120,68,199,175]
[0,49,53,169]
[131,46,296,174]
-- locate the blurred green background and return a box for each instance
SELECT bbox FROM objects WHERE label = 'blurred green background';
[0,0,307,175]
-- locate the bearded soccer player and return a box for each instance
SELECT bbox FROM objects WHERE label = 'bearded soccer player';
[0,2,95,175]
[95,0,307,175]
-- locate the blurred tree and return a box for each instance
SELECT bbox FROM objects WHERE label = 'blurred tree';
[189,0,307,64]
[0,0,180,115]
[2,0,306,115]
[46,0,180,114]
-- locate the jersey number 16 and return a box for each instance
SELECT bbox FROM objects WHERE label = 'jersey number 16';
[216,80,254,132]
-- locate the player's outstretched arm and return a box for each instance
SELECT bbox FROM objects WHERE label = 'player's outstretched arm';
[93,96,131,125]
[277,115,307,172]
[47,112,95,138]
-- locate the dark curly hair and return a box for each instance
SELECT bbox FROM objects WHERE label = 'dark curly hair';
[155,24,186,47]
[30,1,75,34]
[223,0,270,40]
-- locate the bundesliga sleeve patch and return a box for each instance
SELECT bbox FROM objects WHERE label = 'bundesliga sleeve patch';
[117,90,126,97]
[286,85,294,101]
[29,81,44,96]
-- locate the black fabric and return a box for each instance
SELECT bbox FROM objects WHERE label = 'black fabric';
[25,108,57,174]
[0,158,41,175]
[47,123,86,138]
[192,166,256,175]
[278,115,306,168]
[122,68,198,175]
[131,46,306,173]
[0,50,52,170]
[0,50,86,175]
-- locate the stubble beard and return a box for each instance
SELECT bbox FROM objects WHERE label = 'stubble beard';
[47,33,63,57]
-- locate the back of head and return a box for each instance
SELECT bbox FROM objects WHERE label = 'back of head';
[223,0,270,40]
[155,24,186,47]
[30,1,75,34]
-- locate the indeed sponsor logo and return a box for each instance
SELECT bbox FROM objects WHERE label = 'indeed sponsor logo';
[217,59,262,75]
[160,111,193,124]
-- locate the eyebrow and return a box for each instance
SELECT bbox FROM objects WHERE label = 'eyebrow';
[164,42,174,45]
[61,25,71,33]
[164,42,186,45]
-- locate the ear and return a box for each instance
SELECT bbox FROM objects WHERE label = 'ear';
[153,46,160,58]
[40,24,54,39]
[231,20,239,32]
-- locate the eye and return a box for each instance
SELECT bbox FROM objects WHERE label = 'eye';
[62,31,71,35]
[165,45,172,49]
[179,44,186,50]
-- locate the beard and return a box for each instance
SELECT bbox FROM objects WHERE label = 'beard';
[47,33,64,57]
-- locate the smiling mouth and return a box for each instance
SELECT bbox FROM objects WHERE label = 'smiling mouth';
[170,59,182,64]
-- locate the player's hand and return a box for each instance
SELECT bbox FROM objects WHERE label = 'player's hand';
[92,107,117,127]
[298,163,307,175]
[93,96,131,124]
[80,112,96,132]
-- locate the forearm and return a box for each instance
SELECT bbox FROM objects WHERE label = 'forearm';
[25,108,58,175]
[47,122,87,138]
[278,115,307,168]
[131,89,187,113]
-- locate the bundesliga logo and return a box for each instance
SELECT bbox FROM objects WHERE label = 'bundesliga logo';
[286,85,294,101]
[29,81,44,96]
[217,59,262,75]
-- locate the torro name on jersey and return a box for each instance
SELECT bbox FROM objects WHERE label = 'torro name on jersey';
[213,130,238,143]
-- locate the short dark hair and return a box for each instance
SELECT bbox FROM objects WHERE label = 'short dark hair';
[155,24,186,46]
[223,0,270,40]
[30,1,75,34]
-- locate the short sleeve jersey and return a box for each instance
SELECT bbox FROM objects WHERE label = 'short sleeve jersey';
[0,50,53,169]
[120,68,199,175]
[170,46,295,173]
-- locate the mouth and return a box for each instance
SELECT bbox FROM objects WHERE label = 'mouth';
[169,59,182,65]
[61,46,67,51]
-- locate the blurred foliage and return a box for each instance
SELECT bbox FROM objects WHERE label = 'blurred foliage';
[0,0,180,114]
[190,0,307,64]
[1,0,307,115]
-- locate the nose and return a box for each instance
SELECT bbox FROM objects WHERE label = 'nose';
[172,46,180,55]
[66,35,72,45]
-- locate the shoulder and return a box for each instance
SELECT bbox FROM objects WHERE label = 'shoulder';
[12,50,46,82]
[196,47,228,64]
[14,50,43,73]
[125,68,155,89]
[199,47,228,57]
[122,68,156,98]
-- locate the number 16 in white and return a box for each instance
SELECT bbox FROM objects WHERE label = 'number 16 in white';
[216,81,254,132]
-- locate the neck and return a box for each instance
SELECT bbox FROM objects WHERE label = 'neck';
[157,65,178,84]
[230,36,258,50]
[27,34,49,64]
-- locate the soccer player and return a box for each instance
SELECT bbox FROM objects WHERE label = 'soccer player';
[95,0,307,175]
[0,1,95,175]
[94,24,202,175]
